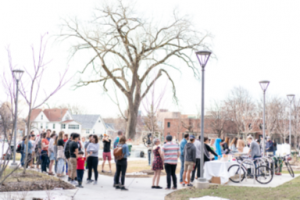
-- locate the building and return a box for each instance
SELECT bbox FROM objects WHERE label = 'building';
[30,108,81,135]
[72,115,107,137]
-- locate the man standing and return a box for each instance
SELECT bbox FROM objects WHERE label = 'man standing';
[179,133,189,184]
[162,135,179,190]
[102,134,112,173]
[266,136,274,156]
[69,133,80,185]
[191,136,201,182]
[114,131,123,149]
[30,134,36,168]
[182,135,196,187]
[46,129,51,141]
[64,133,73,182]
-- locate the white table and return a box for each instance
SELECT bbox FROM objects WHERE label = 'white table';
[203,160,237,185]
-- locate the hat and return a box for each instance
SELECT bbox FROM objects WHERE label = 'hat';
[189,135,195,140]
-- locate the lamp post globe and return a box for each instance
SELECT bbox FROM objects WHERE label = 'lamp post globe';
[195,50,211,183]
[11,69,24,167]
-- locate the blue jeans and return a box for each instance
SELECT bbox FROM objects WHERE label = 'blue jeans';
[77,169,84,182]
[41,151,48,172]
[57,158,65,174]
[180,154,184,182]
[20,152,25,166]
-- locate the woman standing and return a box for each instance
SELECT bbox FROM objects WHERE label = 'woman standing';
[41,133,49,173]
[209,138,216,151]
[214,138,222,160]
[222,137,230,154]
[152,138,163,189]
[204,137,218,161]
[48,133,57,175]
[229,138,238,152]
[237,136,245,153]
[86,135,99,185]
[114,136,130,191]
[56,131,65,177]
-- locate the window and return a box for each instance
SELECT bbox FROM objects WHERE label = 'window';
[53,124,55,129]
[61,124,66,129]
[68,124,79,129]
[41,115,43,120]
[46,124,48,129]
[86,129,90,134]
[40,125,43,129]
[93,129,95,134]
[98,120,101,123]
[167,122,171,128]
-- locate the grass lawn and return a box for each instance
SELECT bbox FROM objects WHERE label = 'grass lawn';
[166,176,300,200]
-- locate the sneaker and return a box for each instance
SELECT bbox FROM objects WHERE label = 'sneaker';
[93,181,97,185]
[115,185,121,189]
[187,184,193,187]
[172,187,177,190]
[151,186,156,189]
[101,170,105,173]
[180,182,184,184]
[73,181,78,185]
[156,186,163,189]
[86,180,94,184]
[71,181,77,186]
[182,183,185,187]
[120,187,128,191]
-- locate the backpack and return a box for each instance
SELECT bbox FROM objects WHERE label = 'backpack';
[64,140,71,158]
[113,146,124,160]
[16,143,22,153]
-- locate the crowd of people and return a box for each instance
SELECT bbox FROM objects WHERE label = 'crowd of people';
[16,129,279,191]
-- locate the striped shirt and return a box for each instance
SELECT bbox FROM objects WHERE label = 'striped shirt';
[162,142,179,164]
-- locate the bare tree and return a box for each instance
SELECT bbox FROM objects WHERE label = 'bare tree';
[224,86,256,137]
[52,103,86,115]
[5,34,71,174]
[209,102,228,138]
[59,0,209,138]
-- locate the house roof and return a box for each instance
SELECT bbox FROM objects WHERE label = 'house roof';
[72,115,100,130]
[62,120,77,124]
[43,109,68,122]
[105,123,115,130]
[30,109,42,121]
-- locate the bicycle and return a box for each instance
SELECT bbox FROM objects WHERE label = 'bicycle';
[228,156,273,184]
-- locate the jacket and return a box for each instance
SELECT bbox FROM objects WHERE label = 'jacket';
[266,140,273,152]
[183,142,196,163]
[180,138,187,156]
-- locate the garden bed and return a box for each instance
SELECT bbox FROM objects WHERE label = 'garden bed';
[0,169,75,192]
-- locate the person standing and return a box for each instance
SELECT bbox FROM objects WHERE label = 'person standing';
[113,131,123,149]
[162,135,179,190]
[222,137,230,154]
[182,135,196,187]
[237,136,245,153]
[203,137,218,162]
[102,134,112,173]
[114,136,130,191]
[179,133,189,184]
[24,136,33,168]
[30,134,36,168]
[64,133,74,182]
[46,129,51,141]
[191,136,201,183]
[86,135,99,185]
[48,133,56,175]
[229,138,238,152]
[69,133,80,185]
[273,140,277,156]
[76,151,86,188]
[266,136,274,156]
[214,138,222,160]
[85,135,93,172]
[151,138,163,189]
[56,131,65,177]
[41,133,49,173]
[63,134,68,143]
[146,133,152,166]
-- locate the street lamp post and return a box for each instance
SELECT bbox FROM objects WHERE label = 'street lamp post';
[259,80,270,157]
[11,69,24,166]
[195,50,211,181]
[287,94,295,149]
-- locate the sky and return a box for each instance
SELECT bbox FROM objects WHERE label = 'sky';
[1,0,300,118]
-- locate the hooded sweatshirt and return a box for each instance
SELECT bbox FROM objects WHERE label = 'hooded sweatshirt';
[184,142,196,163]
[214,138,222,160]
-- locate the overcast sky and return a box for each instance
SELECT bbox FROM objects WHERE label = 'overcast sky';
[1,0,300,118]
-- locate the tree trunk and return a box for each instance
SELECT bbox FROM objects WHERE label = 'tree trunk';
[23,108,32,174]
[126,100,140,139]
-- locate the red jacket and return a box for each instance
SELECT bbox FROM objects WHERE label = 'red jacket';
[77,157,86,170]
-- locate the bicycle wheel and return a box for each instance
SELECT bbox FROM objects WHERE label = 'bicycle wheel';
[286,162,294,178]
[255,165,273,184]
[228,164,246,183]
